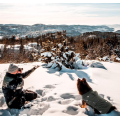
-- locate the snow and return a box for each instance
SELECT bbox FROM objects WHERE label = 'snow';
[102,56,109,61]
[0,44,4,50]
[58,43,62,49]
[72,59,83,69]
[99,56,120,62]
[0,36,3,40]
[0,44,38,52]
[116,57,120,61]
[52,48,56,51]
[24,45,37,52]
[65,46,68,50]
[63,53,67,59]
[41,52,52,57]
[28,43,37,47]
[90,62,107,70]
[0,61,120,116]
[88,35,96,38]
